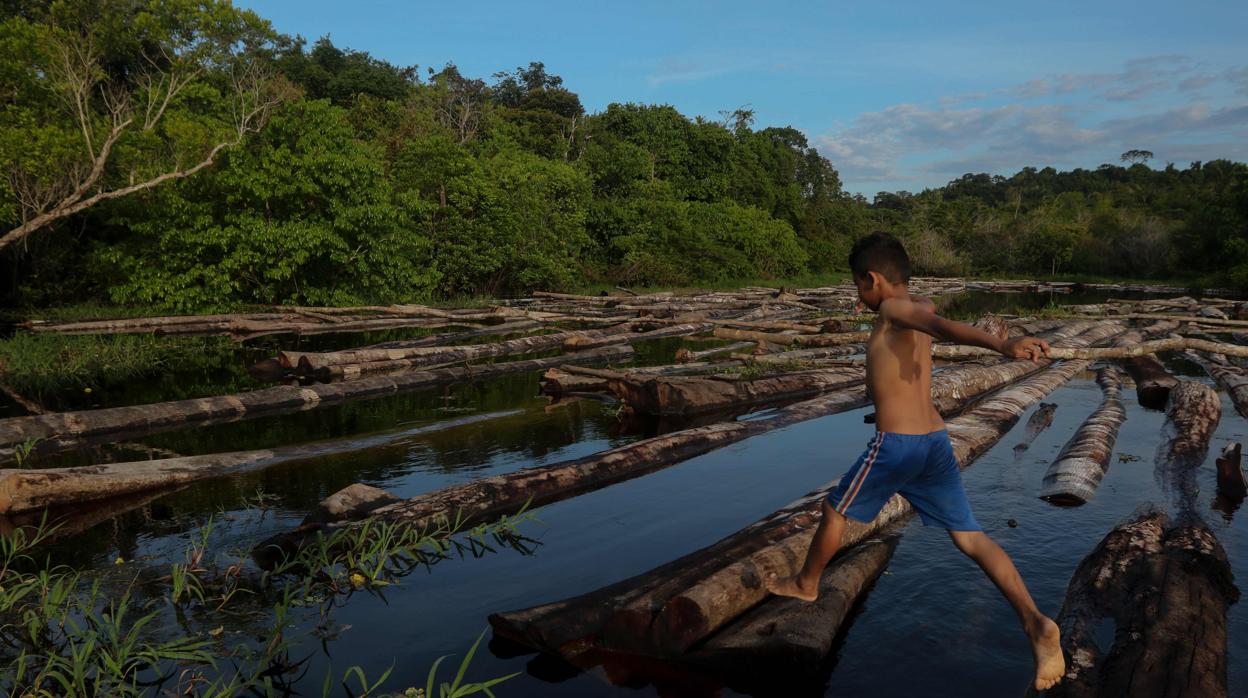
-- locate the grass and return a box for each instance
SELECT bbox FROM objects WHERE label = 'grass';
[0,495,538,697]
[0,332,238,400]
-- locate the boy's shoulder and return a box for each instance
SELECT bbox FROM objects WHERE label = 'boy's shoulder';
[877,294,936,319]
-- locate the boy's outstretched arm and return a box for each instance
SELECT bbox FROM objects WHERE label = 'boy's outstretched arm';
[879,297,1051,362]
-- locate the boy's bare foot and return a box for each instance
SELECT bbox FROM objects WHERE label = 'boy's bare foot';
[1030,616,1065,691]
[765,573,819,602]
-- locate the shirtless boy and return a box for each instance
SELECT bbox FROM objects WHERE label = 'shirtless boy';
[766,231,1065,692]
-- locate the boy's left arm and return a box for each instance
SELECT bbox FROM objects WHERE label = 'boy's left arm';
[880,297,1051,362]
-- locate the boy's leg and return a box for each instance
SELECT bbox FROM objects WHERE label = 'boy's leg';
[949,530,1065,691]
[766,498,847,601]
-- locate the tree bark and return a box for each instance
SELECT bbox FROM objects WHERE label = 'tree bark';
[1215,443,1246,502]
[1155,380,1222,515]
[606,368,864,416]
[1038,367,1126,506]
[712,327,870,347]
[1186,351,1248,419]
[0,345,632,462]
[1045,513,1239,698]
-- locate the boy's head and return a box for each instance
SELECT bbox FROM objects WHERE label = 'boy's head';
[848,231,911,311]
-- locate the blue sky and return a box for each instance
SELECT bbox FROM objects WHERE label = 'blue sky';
[240,1,1248,195]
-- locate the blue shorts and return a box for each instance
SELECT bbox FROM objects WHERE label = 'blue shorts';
[826,430,982,531]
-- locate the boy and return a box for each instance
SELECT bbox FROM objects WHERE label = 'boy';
[766,231,1065,692]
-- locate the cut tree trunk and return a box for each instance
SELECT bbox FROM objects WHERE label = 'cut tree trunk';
[1110,322,1179,410]
[674,342,755,363]
[711,327,871,347]
[1038,367,1126,506]
[606,367,863,416]
[278,322,642,371]
[688,530,900,676]
[0,345,632,462]
[0,409,523,513]
[1155,380,1222,515]
[1044,513,1238,698]
[1186,350,1248,419]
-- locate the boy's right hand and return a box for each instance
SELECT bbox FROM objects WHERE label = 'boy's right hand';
[1002,336,1051,362]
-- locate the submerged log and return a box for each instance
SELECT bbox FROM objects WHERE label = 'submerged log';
[1038,368,1126,506]
[689,531,900,674]
[0,345,632,462]
[1045,513,1238,698]
[606,367,863,416]
[1155,380,1222,514]
[1013,402,1057,457]
[1111,321,1180,410]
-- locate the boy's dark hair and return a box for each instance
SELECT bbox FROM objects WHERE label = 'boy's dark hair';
[848,231,911,283]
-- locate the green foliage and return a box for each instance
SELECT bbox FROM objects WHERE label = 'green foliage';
[98,99,440,311]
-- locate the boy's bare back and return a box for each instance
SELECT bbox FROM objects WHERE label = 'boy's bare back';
[866,295,944,435]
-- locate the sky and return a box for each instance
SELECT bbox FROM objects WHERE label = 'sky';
[239,0,1248,196]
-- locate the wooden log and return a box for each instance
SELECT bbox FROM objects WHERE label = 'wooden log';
[1038,367,1126,506]
[642,353,1102,656]
[361,320,543,351]
[689,531,900,674]
[0,345,633,462]
[1155,380,1222,514]
[606,368,863,416]
[1186,351,1248,419]
[712,327,871,347]
[1045,513,1238,698]
[1072,312,1248,329]
[674,341,754,363]
[972,314,1009,340]
[279,322,640,371]
[0,409,523,513]
[560,323,718,351]
[729,345,865,363]
[1215,443,1246,501]
[933,335,1248,360]
[1012,402,1057,457]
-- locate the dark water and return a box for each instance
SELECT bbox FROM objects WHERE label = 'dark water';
[9,290,1248,696]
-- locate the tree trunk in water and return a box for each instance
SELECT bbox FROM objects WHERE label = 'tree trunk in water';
[278,322,643,371]
[688,531,900,677]
[1155,380,1222,515]
[1215,443,1246,501]
[0,345,632,462]
[0,409,522,513]
[933,335,1248,360]
[1045,513,1238,698]
[606,368,863,416]
[1038,367,1126,506]
[712,327,871,347]
[1112,322,1179,410]
[1186,350,1248,419]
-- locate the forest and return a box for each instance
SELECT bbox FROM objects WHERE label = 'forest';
[2,0,1247,314]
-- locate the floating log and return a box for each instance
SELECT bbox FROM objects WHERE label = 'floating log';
[689,531,900,675]
[21,312,492,339]
[1038,367,1126,506]
[932,335,1248,360]
[674,342,755,363]
[1012,402,1057,457]
[606,367,864,416]
[362,319,543,350]
[491,350,1100,659]
[972,314,1009,340]
[0,345,633,462]
[0,409,523,513]
[279,322,643,371]
[1155,380,1222,514]
[1216,443,1246,501]
[1104,321,1180,410]
[1186,351,1248,419]
[729,345,865,364]
[711,327,870,347]
[562,323,719,351]
[1045,513,1238,698]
